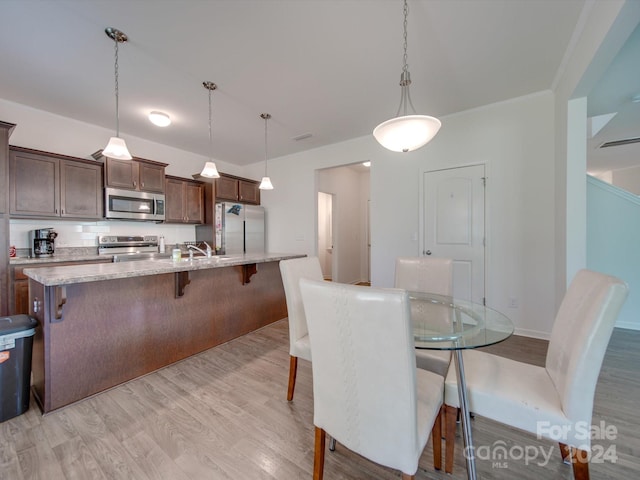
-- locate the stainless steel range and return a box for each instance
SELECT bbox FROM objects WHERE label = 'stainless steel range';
[98,235,169,262]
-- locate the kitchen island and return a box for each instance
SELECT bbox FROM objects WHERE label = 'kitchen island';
[24,253,303,413]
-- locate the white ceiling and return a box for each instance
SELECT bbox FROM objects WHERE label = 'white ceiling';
[1,0,629,169]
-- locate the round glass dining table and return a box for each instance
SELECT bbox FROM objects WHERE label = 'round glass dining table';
[409,292,514,480]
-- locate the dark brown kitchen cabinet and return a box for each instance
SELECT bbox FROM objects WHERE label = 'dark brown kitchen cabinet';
[10,258,112,315]
[9,146,103,219]
[105,157,166,193]
[215,173,260,205]
[165,176,204,224]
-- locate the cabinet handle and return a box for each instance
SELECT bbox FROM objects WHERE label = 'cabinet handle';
[141,182,145,188]
[134,180,137,188]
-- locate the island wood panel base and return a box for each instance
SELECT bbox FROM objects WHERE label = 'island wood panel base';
[29,261,287,413]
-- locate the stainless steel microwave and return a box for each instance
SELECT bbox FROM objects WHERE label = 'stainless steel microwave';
[104,187,165,222]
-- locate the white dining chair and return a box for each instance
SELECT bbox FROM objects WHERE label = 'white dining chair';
[394,256,453,377]
[279,256,324,401]
[299,278,444,479]
[443,269,628,479]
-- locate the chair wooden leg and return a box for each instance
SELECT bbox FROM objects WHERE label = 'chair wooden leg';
[559,444,590,480]
[313,427,326,480]
[432,406,443,470]
[570,447,590,480]
[444,405,458,474]
[559,442,571,464]
[401,474,415,480]
[287,355,298,401]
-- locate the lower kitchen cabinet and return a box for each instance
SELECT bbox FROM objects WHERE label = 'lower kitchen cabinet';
[10,259,112,315]
[165,176,205,224]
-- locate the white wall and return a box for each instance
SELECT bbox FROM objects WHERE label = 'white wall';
[414,92,557,338]
[587,176,640,330]
[0,98,243,178]
[254,92,557,337]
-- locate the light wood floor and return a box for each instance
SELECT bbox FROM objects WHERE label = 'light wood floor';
[1,320,638,479]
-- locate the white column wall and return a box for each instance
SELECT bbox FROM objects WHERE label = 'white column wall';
[552,0,640,310]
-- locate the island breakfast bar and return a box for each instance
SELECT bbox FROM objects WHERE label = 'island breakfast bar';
[24,253,303,413]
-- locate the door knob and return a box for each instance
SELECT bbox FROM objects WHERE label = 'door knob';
[425,250,432,255]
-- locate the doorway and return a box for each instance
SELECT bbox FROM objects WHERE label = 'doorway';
[422,164,486,303]
[316,164,370,284]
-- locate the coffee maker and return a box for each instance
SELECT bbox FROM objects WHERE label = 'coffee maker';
[29,228,57,257]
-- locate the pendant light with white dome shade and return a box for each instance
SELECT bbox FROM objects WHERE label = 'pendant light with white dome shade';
[373,0,441,153]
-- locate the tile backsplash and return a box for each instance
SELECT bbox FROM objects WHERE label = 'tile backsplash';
[10,219,196,250]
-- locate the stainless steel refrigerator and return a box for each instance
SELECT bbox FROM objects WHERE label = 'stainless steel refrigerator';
[215,203,265,254]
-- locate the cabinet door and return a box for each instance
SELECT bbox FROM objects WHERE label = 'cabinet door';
[10,150,59,216]
[13,268,29,315]
[60,160,103,218]
[105,157,138,190]
[139,163,165,193]
[238,180,260,205]
[165,177,185,223]
[184,182,204,224]
[216,175,239,201]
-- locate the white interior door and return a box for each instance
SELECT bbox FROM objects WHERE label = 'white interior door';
[423,165,485,303]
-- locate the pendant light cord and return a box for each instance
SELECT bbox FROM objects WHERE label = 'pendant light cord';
[402,0,409,76]
[264,115,269,176]
[208,87,213,161]
[396,0,417,118]
[260,113,271,177]
[113,35,120,137]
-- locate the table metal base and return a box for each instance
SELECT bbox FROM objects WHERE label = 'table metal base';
[454,347,477,480]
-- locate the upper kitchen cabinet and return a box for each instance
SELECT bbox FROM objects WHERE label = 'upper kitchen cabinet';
[105,156,166,193]
[9,146,103,219]
[215,173,260,205]
[165,176,204,224]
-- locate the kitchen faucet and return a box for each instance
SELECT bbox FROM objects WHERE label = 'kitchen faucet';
[187,242,213,258]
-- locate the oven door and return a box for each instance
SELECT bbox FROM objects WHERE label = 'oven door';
[105,188,165,221]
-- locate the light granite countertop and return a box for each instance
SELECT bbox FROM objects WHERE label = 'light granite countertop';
[23,252,304,286]
[10,254,107,265]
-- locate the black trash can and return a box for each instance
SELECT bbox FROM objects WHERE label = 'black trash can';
[0,315,38,422]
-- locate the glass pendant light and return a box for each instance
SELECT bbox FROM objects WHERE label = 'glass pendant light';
[259,113,274,190]
[103,27,132,160]
[200,81,220,178]
[373,0,441,153]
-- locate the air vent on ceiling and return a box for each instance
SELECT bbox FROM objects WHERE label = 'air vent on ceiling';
[292,133,312,141]
[599,137,640,148]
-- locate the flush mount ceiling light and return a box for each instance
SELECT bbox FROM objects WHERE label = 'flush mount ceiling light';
[199,81,220,178]
[362,161,371,167]
[373,0,441,153]
[148,111,171,127]
[102,27,132,160]
[259,113,274,190]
